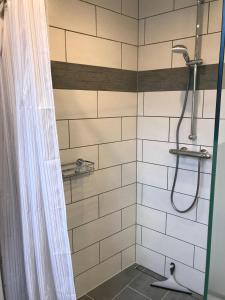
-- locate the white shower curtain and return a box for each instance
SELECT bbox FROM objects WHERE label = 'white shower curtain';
[0,0,76,299]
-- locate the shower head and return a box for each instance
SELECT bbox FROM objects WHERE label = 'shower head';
[172,45,190,64]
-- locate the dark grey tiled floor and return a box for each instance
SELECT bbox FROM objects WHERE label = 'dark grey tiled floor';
[78,264,203,300]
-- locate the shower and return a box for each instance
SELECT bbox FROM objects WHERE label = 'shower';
[172,45,190,64]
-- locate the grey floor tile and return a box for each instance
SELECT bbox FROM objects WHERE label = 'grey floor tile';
[114,287,150,300]
[130,273,168,300]
[78,295,92,300]
[164,291,201,300]
[87,264,140,300]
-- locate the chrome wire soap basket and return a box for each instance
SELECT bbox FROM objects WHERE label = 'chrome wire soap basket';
[62,159,95,181]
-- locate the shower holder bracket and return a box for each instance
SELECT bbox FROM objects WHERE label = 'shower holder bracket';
[169,147,211,159]
[61,159,95,181]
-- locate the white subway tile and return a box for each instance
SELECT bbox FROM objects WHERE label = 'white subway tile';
[138,20,145,45]
[54,90,97,120]
[66,196,98,229]
[75,254,121,298]
[67,32,121,68]
[122,245,135,270]
[122,0,138,18]
[72,243,99,276]
[138,117,169,141]
[98,91,137,117]
[197,199,209,225]
[122,44,138,71]
[64,181,72,204]
[174,0,195,9]
[142,185,197,221]
[208,0,223,33]
[70,118,121,147]
[144,91,203,118]
[166,214,208,248]
[136,245,165,276]
[122,205,136,229]
[137,140,142,161]
[99,140,136,168]
[68,230,73,252]
[99,184,136,217]
[97,8,138,45]
[165,258,205,295]
[139,0,173,18]
[56,120,69,149]
[84,0,121,12]
[168,167,211,200]
[136,225,142,244]
[122,162,136,185]
[203,90,225,119]
[145,5,208,44]
[201,33,221,65]
[122,117,136,140]
[137,183,142,204]
[142,227,194,267]
[137,204,166,233]
[73,211,121,251]
[138,42,172,71]
[137,162,167,189]
[72,166,121,202]
[48,27,66,62]
[100,226,135,261]
[138,93,144,116]
[48,0,96,35]
[60,145,98,166]
[169,118,215,146]
[194,247,206,272]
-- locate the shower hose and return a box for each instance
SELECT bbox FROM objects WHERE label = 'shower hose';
[170,68,201,213]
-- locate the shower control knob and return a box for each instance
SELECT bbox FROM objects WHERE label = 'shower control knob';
[188,134,197,140]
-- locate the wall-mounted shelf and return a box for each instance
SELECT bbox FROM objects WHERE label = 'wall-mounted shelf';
[62,159,95,181]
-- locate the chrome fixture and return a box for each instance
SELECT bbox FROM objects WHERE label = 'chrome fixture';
[172,45,190,64]
[169,147,211,159]
[61,159,94,181]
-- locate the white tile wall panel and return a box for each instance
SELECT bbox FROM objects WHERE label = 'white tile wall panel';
[136,225,142,244]
[169,118,215,146]
[139,0,173,19]
[48,0,96,35]
[99,140,136,168]
[165,258,205,294]
[68,230,73,252]
[122,117,137,140]
[122,44,138,71]
[174,0,195,9]
[122,205,136,229]
[204,90,225,119]
[99,184,136,217]
[75,254,121,298]
[73,211,121,251]
[83,0,121,12]
[66,32,121,69]
[145,5,208,44]
[66,196,98,229]
[138,42,172,71]
[60,145,98,167]
[97,8,138,45]
[48,27,66,62]
[137,162,167,189]
[69,118,121,147]
[98,92,137,117]
[137,204,166,233]
[166,214,208,248]
[144,91,203,118]
[208,0,223,33]
[197,199,209,225]
[137,140,142,161]
[56,120,69,149]
[136,245,165,276]
[122,162,136,185]
[138,117,169,141]
[137,183,142,204]
[138,93,144,116]
[194,247,207,272]
[100,226,135,261]
[201,33,221,65]
[142,185,197,221]
[64,181,72,204]
[138,20,145,45]
[72,166,121,202]
[168,168,211,200]
[122,0,139,18]
[142,227,194,266]
[54,90,97,120]
[72,243,99,276]
[122,245,136,270]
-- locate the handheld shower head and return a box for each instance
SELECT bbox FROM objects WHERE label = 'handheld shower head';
[172,45,190,64]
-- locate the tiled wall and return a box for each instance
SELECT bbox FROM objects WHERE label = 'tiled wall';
[137,0,223,295]
[48,0,138,297]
